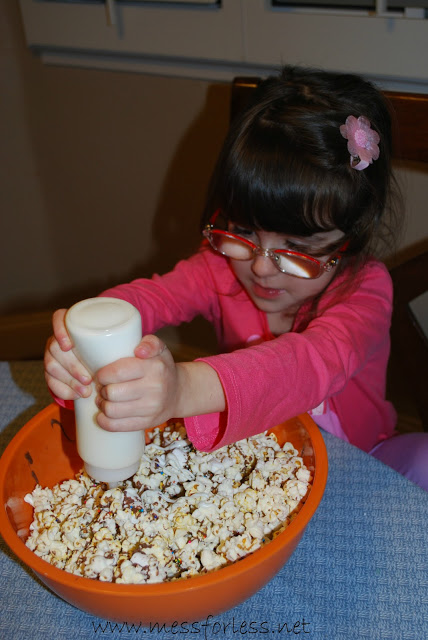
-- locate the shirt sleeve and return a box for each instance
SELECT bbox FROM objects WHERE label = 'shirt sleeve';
[50,250,224,413]
[185,261,394,452]
[100,250,222,334]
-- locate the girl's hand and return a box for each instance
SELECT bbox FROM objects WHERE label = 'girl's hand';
[94,334,178,432]
[95,334,227,433]
[44,309,93,401]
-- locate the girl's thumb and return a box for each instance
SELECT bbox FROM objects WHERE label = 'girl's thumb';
[134,334,167,359]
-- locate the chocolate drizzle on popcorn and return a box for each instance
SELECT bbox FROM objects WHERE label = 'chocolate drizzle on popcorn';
[24,423,311,584]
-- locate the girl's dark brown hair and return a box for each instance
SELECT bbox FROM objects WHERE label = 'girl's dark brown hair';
[202,65,403,278]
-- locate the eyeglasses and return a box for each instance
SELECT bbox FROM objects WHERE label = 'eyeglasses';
[202,226,343,279]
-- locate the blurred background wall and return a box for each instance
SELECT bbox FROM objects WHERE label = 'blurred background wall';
[1,3,427,356]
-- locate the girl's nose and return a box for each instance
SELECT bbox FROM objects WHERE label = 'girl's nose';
[251,253,279,277]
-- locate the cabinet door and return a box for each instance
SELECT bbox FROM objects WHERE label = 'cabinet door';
[19,0,244,64]
[244,0,428,84]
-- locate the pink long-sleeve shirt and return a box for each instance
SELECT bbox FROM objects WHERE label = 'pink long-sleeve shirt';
[101,247,397,454]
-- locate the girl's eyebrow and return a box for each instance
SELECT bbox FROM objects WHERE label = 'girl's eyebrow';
[284,235,344,254]
[284,236,327,248]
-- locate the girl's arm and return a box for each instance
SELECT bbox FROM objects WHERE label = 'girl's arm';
[44,250,224,402]
[100,249,223,333]
[184,261,395,452]
[46,312,227,433]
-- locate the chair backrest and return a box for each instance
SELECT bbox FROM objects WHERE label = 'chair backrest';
[230,75,428,431]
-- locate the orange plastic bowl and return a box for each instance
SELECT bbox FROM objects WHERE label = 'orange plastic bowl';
[0,404,327,625]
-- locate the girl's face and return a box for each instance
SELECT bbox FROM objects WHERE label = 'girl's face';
[228,224,345,320]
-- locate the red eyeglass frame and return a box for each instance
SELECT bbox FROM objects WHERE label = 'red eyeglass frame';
[203,211,349,279]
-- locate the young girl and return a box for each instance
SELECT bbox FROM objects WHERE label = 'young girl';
[45,65,428,491]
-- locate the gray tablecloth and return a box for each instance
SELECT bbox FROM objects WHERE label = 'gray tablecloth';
[1,361,427,640]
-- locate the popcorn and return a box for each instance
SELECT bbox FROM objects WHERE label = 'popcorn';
[25,422,311,584]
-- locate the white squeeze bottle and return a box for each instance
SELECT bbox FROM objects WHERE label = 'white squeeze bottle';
[65,297,145,484]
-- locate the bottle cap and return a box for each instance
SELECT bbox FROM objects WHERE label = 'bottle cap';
[84,460,141,484]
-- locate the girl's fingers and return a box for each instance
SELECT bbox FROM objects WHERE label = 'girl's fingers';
[44,371,81,401]
[98,376,146,403]
[44,336,92,399]
[95,392,168,431]
[44,349,91,399]
[96,357,146,387]
[45,367,92,399]
[96,354,172,404]
[44,307,93,402]
[96,412,154,433]
[96,381,163,417]
[52,309,73,351]
[46,336,92,384]
[96,336,170,388]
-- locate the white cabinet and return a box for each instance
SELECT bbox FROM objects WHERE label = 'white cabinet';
[244,1,428,85]
[19,0,428,87]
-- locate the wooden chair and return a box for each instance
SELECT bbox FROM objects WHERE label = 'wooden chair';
[231,76,428,432]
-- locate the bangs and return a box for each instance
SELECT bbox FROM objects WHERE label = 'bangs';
[224,167,353,237]
[216,132,355,237]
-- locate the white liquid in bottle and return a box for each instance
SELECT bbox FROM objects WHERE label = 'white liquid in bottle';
[65,297,145,484]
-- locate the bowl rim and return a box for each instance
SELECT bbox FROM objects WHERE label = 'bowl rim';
[0,404,328,595]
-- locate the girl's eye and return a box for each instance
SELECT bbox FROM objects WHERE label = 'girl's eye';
[286,240,326,257]
[289,246,325,258]
[230,225,254,238]
[286,241,312,254]
[285,241,299,251]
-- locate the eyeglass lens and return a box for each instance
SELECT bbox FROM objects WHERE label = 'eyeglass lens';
[207,232,321,278]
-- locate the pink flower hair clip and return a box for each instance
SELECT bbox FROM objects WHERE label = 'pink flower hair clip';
[339,115,380,171]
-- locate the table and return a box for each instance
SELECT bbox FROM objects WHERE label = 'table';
[1,360,427,640]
